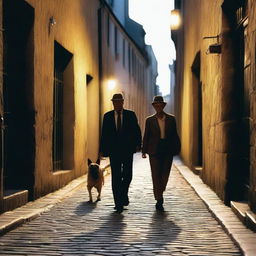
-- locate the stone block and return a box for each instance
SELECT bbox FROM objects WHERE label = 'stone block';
[246,211,256,232]
[3,190,28,212]
[250,147,256,197]
[231,201,249,224]
[250,91,256,121]
[248,185,256,212]
[215,121,239,153]
[213,152,228,200]
[249,118,256,146]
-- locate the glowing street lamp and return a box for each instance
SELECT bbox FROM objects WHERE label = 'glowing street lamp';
[107,79,117,91]
[170,9,181,30]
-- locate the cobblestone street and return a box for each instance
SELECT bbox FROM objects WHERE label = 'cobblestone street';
[0,155,242,255]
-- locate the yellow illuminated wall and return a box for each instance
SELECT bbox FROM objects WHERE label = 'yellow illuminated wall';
[100,8,154,134]
[25,0,100,198]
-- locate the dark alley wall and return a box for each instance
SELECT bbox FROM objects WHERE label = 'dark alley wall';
[173,0,256,211]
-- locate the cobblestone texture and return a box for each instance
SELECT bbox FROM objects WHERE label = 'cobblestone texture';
[0,155,242,255]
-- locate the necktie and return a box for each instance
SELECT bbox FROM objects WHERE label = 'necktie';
[117,111,121,132]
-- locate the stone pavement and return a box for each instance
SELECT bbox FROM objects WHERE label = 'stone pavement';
[174,158,256,256]
[0,154,246,255]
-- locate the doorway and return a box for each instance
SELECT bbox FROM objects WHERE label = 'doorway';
[222,0,250,202]
[3,0,35,199]
[234,7,250,201]
[191,52,203,173]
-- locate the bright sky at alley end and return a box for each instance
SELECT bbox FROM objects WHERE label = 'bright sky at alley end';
[129,0,176,96]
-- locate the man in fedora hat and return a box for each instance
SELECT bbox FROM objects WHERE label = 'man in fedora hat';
[142,95,180,211]
[100,93,141,213]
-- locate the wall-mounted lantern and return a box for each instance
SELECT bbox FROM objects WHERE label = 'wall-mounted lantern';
[203,35,221,54]
[170,9,182,30]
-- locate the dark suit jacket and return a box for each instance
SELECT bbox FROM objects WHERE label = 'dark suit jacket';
[100,109,142,157]
[142,113,181,156]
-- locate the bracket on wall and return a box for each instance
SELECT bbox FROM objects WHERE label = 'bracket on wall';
[203,35,222,54]
[48,16,56,35]
[49,16,56,26]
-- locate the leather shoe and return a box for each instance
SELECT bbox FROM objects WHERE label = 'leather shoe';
[115,206,123,213]
[155,199,164,211]
[155,203,164,211]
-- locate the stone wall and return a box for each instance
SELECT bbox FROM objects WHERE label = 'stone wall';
[100,5,153,134]
[25,0,100,198]
[174,0,256,210]
[247,0,256,211]
[175,0,226,201]
[0,0,3,211]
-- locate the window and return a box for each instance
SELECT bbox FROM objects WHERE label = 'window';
[53,69,64,170]
[107,15,110,47]
[86,74,93,85]
[128,45,131,74]
[114,26,118,59]
[132,50,135,77]
[142,66,145,87]
[123,39,126,67]
[53,41,74,171]
[235,0,247,26]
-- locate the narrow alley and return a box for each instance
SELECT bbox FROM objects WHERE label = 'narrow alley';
[1,0,256,255]
[0,155,242,255]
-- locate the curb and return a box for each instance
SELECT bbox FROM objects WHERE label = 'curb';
[173,157,256,256]
[0,176,86,236]
[0,161,111,236]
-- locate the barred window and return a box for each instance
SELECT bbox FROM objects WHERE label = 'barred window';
[53,41,74,171]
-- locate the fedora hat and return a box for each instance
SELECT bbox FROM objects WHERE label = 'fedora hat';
[152,95,166,105]
[111,93,124,101]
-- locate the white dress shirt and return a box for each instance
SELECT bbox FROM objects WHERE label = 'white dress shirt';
[157,115,166,139]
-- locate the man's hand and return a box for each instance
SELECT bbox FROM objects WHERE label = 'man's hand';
[142,153,147,158]
[136,146,141,152]
[99,152,104,160]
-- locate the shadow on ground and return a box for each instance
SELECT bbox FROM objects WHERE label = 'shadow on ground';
[61,208,181,255]
[74,201,99,216]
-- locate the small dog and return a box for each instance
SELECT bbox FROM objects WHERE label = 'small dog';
[87,158,104,202]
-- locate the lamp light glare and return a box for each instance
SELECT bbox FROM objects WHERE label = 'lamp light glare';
[107,80,116,90]
[170,10,181,30]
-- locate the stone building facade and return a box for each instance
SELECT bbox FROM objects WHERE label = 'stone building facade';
[172,0,256,216]
[0,0,101,213]
[99,0,157,133]
[0,0,157,213]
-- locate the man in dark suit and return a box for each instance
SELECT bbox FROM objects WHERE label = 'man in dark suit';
[142,96,180,211]
[100,93,141,213]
